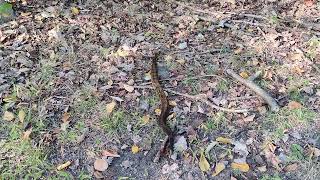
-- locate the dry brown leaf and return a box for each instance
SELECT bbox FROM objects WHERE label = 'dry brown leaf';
[57,161,72,170]
[106,101,116,115]
[243,114,255,122]
[199,152,210,172]
[22,128,32,140]
[287,101,302,110]
[3,111,15,121]
[216,137,232,144]
[94,159,108,171]
[231,162,250,172]
[131,145,139,154]
[264,144,280,169]
[284,163,298,172]
[123,84,134,92]
[212,162,225,176]
[62,112,70,123]
[102,149,120,158]
[18,110,26,123]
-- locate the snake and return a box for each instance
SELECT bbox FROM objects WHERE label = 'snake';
[150,53,174,152]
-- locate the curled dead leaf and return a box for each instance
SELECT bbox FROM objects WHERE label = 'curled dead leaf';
[94,159,108,171]
[18,110,26,123]
[62,112,70,123]
[22,127,32,140]
[57,161,72,170]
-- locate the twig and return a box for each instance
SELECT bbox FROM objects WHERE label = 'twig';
[133,85,248,113]
[164,89,249,113]
[231,20,270,27]
[226,69,280,112]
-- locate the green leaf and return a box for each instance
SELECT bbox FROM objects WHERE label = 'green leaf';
[0,2,13,17]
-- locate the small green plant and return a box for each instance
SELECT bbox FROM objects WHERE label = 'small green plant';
[205,112,227,131]
[182,78,200,95]
[265,107,316,139]
[269,15,280,25]
[217,80,229,92]
[289,143,304,161]
[260,174,282,180]
[100,110,126,135]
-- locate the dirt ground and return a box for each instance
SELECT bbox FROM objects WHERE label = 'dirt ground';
[0,0,320,179]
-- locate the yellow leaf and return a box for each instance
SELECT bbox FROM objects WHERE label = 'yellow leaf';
[144,71,151,81]
[123,84,134,92]
[131,145,139,154]
[231,162,250,172]
[199,152,210,172]
[116,49,129,57]
[57,161,72,170]
[18,110,26,123]
[22,128,32,140]
[141,115,150,125]
[155,108,161,116]
[71,7,79,15]
[216,137,232,144]
[212,162,225,176]
[240,71,249,79]
[3,111,15,121]
[106,101,116,115]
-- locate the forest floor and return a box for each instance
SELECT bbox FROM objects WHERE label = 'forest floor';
[0,0,320,179]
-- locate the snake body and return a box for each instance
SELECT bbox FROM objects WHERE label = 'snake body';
[151,54,174,150]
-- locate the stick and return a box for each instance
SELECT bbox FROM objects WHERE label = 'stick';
[226,69,280,112]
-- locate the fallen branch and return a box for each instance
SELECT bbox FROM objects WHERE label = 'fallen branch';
[164,89,249,113]
[226,69,280,112]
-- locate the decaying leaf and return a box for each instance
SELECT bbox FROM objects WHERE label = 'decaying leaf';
[264,143,280,169]
[102,150,120,158]
[3,111,14,121]
[199,151,210,172]
[62,112,70,123]
[284,163,298,172]
[231,162,250,172]
[131,145,139,154]
[94,159,108,171]
[141,115,150,125]
[57,161,72,170]
[216,137,232,144]
[123,84,134,92]
[212,162,225,176]
[243,114,255,122]
[18,110,26,123]
[106,101,117,115]
[22,127,32,140]
[287,101,302,110]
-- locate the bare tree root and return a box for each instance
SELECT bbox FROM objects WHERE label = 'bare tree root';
[226,69,280,112]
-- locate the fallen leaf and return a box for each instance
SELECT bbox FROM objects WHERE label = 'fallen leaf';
[231,176,237,180]
[212,162,225,176]
[131,145,139,154]
[94,159,108,171]
[264,143,280,169]
[141,115,150,125]
[155,108,161,116]
[144,71,152,81]
[199,151,210,172]
[216,137,232,144]
[257,166,267,172]
[106,101,116,115]
[169,100,177,106]
[18,110,26,123]
[116,49,130,57]
[22,127,32,140]
[71,7,79,15]
[62,112,70,123]
[3,111,14,121]
[57,161,72,170]
[240,71,249,79]
[231,162,250,172]
[243,114,255,122]
[176,59,185,64]
[284,163,298,172]
[304,0,315,6]
[123,84,134,92]
[287,101,302,110]
[102,150,120,158]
